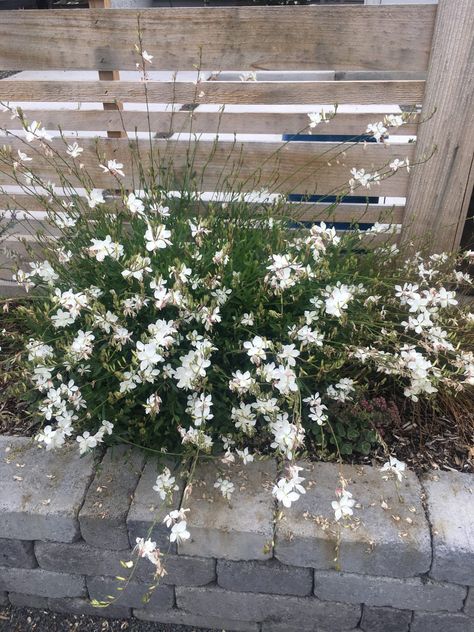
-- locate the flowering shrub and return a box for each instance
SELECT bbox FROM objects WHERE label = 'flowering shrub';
[0,74,473,584]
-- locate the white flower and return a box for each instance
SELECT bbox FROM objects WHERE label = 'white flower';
[51,309,75,329]
[229,370,254,394]
[272,478,300,508]
[324,284,353,318]
[332,489,356,521]
[277,344,300,367]
[240,313,254,326]
[381,457,406,482]
[271,365,298,395]
[308,108,333,128]
[231,403,256,434]
[17,150,32,162]
[100,159,125,178]
[76,431,101,455]
[145,224,172,251]
[327,378,355,403]
[86,190,104,209]
[25,121,52,143]
[136,341,164,372]
[144,393,162,415]
[169,520,190,543]
[366,121,387,142]
[70,330,94,360]
[88,235,124,261]
[66,142,83,158]
[126,192,145,216]
[243,335,267,365]
[142,50,153,64]
[214,477,235,500]
[153,467,179,500]
[236,447,254,465]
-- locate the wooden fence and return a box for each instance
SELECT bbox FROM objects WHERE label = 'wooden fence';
[0,0,472,283]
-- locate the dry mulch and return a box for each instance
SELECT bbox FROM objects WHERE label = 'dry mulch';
[0,605,214,632]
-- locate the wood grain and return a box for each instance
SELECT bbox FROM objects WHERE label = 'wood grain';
[0,137,414,196]
[0,109,419,136]
[0,80,425,105]
[0,6,436,72]
[0,195,404,224]
[401,0,474,251]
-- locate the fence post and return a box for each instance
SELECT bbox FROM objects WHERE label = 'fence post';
[88,0,126,139]
[400,0,474,252]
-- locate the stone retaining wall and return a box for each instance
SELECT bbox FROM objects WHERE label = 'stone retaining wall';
[0,435,473,632]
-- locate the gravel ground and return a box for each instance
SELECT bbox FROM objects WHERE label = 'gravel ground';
[0,605,219,632]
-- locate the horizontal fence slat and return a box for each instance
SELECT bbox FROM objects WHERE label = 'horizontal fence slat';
[0,197,405,224]
[0,138,414,196]
[0,80,425,105]
[0,109,419,136]
[0,6,436,72]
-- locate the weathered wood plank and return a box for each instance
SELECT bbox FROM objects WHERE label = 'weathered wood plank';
[0,109,419,136]
[0,80,425,105]
[0,6,436,72]
[401,0,474,251]
[0,195,405,224]
[0,138,414,196]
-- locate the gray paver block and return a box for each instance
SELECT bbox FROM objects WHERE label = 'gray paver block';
[8,591,131,618]
[411,611,474,632]
[217,559,312,596]
[79,446,145,550]
[8,591,49,609]
[134,607,260,631]
[423,470,474,585]
[35,540,215,586]
[178,459,276,560]
[465,587,474,616]
[360,605,415,632]
[47,597,131,619]
[0,539,37,568]
[86,575,174,610]
[0,567,85,598]
[126,457,183,553]
[313,569,466,612]
[0,436,95,542]
[275,460,431,577]
[261,625,354,632]
[176,586,361,630]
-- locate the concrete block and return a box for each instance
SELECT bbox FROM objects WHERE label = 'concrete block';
[217,559,312,596]
[87,575,174,610]
[179,459,276,560]
[261,625,354,632]
[0,539,36,568]
[275,461,431,577]
[8,591,131,618]
[79,446,145,550]
[127,457,183,553]
[134,607,260,631]
[411,611,474,632]
[134,553,216,586]
[36,540,215,586]
[176,586,361,630]
[0,567,85,598]
[360,605,414,632]
[35,540,127,577]
[313,570,466,611]
[47,596,131,619]
[8,591,49,609]
[465,587,474,616]
[0,436,95,542]
[423,470,474,585]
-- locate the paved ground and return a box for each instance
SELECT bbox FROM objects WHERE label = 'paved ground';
[0,605,217,632]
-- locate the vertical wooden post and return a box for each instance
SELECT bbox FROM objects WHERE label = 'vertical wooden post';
[400,0,474,252]
[88,0,125,139]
